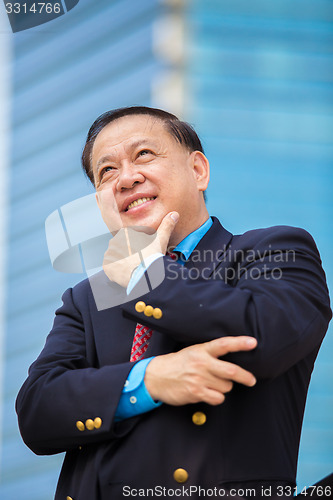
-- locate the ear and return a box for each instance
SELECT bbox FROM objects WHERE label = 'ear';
[190,151,210,192]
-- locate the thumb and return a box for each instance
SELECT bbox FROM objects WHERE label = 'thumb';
[157,212,179,253]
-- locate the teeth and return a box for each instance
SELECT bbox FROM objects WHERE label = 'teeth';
[127,197,155,210]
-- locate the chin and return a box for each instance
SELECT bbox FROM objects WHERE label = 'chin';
[120,213,161,232]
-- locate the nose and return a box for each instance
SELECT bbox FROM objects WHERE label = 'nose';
[116,163,145,191]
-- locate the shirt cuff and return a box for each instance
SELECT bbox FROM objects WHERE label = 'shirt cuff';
[127,253,163,295]
[114,357,162,422]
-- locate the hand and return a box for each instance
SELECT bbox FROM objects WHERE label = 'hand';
[103,212,179,287]
[144,336,257,406]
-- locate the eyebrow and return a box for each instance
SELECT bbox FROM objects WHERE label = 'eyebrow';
[96,139,160,172]
[96,155,116,171]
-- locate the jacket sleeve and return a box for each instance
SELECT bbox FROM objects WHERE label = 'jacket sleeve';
[122,226,332,379]
[16,287,138,456]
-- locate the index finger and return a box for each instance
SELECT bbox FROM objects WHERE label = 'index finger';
[204,336,257,358]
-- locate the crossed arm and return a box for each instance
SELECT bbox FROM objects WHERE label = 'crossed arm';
[103,212,257,406]
[16,214,331,454]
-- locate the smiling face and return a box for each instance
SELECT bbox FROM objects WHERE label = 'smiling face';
[92,114,210,246]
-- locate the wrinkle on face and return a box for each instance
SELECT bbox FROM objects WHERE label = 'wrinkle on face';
[92,114,209,245]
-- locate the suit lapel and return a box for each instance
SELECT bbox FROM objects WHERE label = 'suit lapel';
[185,217,233,277]
[92,218,233,365]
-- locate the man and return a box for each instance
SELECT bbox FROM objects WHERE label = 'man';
[16,106,331,499]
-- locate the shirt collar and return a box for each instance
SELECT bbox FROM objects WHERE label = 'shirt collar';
[173,217,213,260]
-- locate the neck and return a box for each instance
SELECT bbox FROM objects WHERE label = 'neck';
[168,207,210,247]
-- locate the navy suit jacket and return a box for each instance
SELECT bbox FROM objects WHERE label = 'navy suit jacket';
[16,218,332,499]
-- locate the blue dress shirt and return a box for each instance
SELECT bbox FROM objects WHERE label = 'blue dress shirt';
[115,217,213,421]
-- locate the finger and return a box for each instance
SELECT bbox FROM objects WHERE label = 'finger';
[157,212,179,253]
[204,336,257,358]
[209,357,256,387]
[200,388,226,406]
[204,375,234,394]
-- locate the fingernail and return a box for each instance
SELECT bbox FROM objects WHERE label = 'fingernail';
[246,338,257,347]
[170,212,179,222]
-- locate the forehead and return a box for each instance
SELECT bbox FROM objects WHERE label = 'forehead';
[92,114,173,155]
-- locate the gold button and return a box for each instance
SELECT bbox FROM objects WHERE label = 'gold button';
[76,421,85,432]
[94,417,102,429]
[153,307,163,319]
[78,446,82,450]
[66,496,73,500]
[173,468,188,483]
[144,305,154,316]
[135,301,146,313]
[192,411,207,426]
[85,419,95,431]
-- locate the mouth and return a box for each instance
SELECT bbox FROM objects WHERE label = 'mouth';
[125,196,157,212]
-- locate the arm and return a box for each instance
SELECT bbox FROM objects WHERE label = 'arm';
[16,287,137,455]
[16,287,258,454]
[122,226,331,379]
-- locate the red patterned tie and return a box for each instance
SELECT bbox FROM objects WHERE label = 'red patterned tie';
[130,323,153,362]
[129,251,179,361]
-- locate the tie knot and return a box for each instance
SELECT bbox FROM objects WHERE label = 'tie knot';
[167,251,178,261]
[167,250,186,263]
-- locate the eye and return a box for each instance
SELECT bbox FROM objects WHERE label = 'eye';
[99,166,115,180]
[137,149,154,158]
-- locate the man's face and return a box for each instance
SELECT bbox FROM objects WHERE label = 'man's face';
[92,114,209,245]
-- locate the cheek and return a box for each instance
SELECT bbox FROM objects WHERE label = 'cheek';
[97,191,123,225]
[97,187,117,210]
[158,169,182,193]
